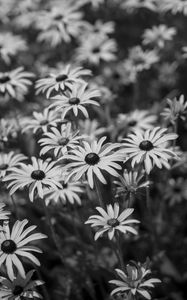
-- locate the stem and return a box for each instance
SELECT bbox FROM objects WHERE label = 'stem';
[145,174,151,215]
[10,195,19,219]
[42,200,64,266]
[115,232,125,270]
[172,119,178,151]
[94,176,105,208]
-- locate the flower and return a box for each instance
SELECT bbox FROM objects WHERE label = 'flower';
[50,82,100,119]
[21,107,61,134]
[0,119,20,147]
[122,127,178,174]
[121,0,157,12]
[0,219,47,280]
[0,67,34,99]
[117,109,157,137]
[80,20,115,41]
[44,173,84,205]
[115,169,150,198]
[159,0,187,15]
[163,177,187,206]
[0,270,44,300]
[161,95,187,124]
[0,152,26,179]
[0,32,27,64]
[35,64,92,98]
[0,203,10,221]
[36,3,85,45]
[75,35,117,65]
[61,136,124,188]
[85,203,139,240]
[142,25,176,48]
[3,157,62,201]
[109,260,161,299]
[38,123,83,157]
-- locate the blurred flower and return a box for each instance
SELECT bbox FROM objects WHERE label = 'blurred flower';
[75,35,117,65]
[61,136,124,188]
[0,203,10,221]
[0,119,20,146]
[159,0,187,15]
[0,67,34,99]
[0,269,44,300]
[142,25,176,48]
[0,33,27,64]
[109,260,161,299]
[121,0,157,12]
[0,152,26,179]
[38,123,83,157]
[0,219,46,280]
[35,64,92,98]
[122,127,178,174]
[21,107,61,134]
[79,119,106,141]
[50,82,100,119]
[44,173,84,205]
[164,177,187,206]
[85,203,139,240]
[161,95,187,124]
[117,110,157,137]
[36,3,85,45]
[115,169,149,198]
[80,20,115,41]
[3,157,61,201]
[124,46,159,73]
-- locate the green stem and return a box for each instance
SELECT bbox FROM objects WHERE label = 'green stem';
[115,232,125,270]
[94,176,105,208]
[10,195,19,219]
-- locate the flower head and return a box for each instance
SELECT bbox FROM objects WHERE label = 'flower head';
[109,260,161,299]
[38,123,83,157]
[50,82,100,119]
[0,220,47,280]
[161,95,187,124]
[35,64,92,98]
[122,127,178,173]
[85,203,139,240]
[0,203,10,221]
[3,157,62,201]
[159,0,187,15]
[142,25,176,48]
[0,270,44,299]
[0,152,26,179]
[61,136,124,188]
[0,67,34,100]
[121,0,157,12]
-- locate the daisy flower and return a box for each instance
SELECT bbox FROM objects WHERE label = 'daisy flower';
[115,169,150,198]
[0,270,44,300]
[0,219,47,280]
[38,123,83,157]
[80,20,115,41]
[159,0,187,15]
[121,0,157,12]
[0,152,26,179]
[0,119,20,146]
[164,177,187,206]
[85,203,139,240]
[21,107,61,134]
[0,203,10,221]
[0,67,34,99]
[0,32,27,64]
[142,25,176,48]
[61,136,124,188]
[35,64,92,98]
[50,82,100,119]
[122,127,178,174]
[161,95,187,124]
[109,260,161,300]
[44,173,84,205]
[75,35,117,65]
[117,109,157,137]
[3,157,62,202]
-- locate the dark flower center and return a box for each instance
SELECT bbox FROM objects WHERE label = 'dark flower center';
[54,14,63,21]
[31,170,45,180]
[58,137,69,146]
[62,181,68,189]
[0,75,10,84]
[128,120,137,127]
[69,97,80,105]
[0,163,8,170]
[1,239,17,254]
[107,218,120,227]
[56,74,68,82]
[139,140,154,151]
[40,119,48,126]
[13,285,24,296]
[85,152,100,165]
[174,186,181,193]
[92,47,100,54]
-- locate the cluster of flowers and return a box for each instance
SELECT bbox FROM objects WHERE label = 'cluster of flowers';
[1,0,187,299]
